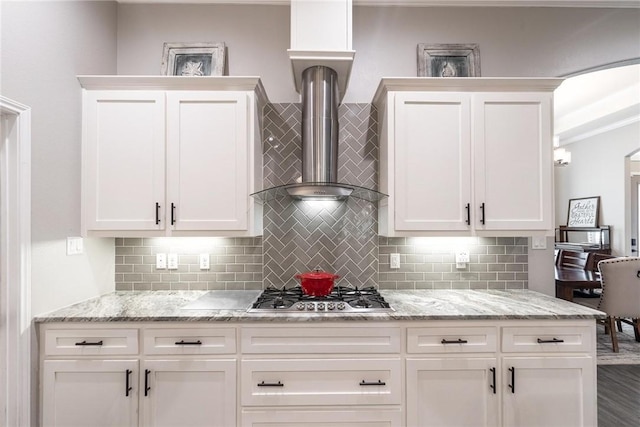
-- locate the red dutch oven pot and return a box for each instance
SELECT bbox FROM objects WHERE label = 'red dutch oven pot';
[295,269,340,296]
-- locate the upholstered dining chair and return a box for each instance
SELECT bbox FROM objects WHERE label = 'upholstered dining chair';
[597,257,640,353]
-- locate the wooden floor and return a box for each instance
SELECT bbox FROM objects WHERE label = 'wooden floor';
[598,364,640,426]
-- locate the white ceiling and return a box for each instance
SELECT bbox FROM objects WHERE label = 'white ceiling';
[554,63,640,147]
[119,0,640,7]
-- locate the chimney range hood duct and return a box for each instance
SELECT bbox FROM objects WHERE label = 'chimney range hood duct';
[251,65,387,203]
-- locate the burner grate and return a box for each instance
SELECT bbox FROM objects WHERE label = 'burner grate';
[250,285,392,312]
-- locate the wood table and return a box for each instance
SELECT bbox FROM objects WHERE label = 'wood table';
[555,267,601,302]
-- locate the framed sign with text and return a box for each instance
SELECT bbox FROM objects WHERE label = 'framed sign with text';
[567,196,600,227]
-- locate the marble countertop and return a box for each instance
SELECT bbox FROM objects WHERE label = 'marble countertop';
[33,289,605,323]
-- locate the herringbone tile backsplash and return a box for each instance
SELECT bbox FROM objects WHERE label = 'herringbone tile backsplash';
[115,103,528,291]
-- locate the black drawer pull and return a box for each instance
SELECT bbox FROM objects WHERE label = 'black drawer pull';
[489,367,496,394]
[360,380,386,386]
[480,202,486,225]
[155,202,161,225]
[171,203,176,225]
[144,369,151,396]
[537,338,565,344]
[75,340,103,346]
[175,340,202,345]
[257,381,283,387]
[441,338,468,344]
[125,369,132,397]
[465,203,471,225]
[508,367,515,394]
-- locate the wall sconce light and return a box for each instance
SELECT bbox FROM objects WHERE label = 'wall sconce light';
[553,136,571,166]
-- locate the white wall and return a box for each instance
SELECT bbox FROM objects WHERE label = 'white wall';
[555,122,640,256]
[0,1,118,315]
[116,5,640,102]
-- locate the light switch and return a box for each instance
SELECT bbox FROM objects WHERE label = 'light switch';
[531,236,547,250]
[66,237,84,255]
[167,253,178,270]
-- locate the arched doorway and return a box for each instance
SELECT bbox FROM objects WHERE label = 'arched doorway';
[554,61,640,257]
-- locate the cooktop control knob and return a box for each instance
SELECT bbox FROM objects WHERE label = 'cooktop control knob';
[327,302,335,310]
[317,302,325,310]
[296,303,305,310]
[307,303,315,311]
[337,302,346,310]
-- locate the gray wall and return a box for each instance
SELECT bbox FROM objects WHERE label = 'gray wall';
[1,1,118,315]
[2,2,639,313]
[116,5,640,102]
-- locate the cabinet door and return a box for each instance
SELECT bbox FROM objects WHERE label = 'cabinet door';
[394,92,472,231]
[406,357,498,427]
[141,359,236,427]
[42,359,138,427]
[502,356,596,427]
[166,92,249,231]
[82,90,165,232]
[473,92,553,231]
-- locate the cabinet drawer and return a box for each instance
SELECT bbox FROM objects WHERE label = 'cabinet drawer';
[143,328,236,355]
[407,327,497,353]
[241,358,401,406]
[241,326,400,354]
[502,326,592,353]
[241,408,402,426]
[44,329,138,356]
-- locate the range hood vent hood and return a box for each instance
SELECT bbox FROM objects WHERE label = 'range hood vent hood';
[251,66,387,203]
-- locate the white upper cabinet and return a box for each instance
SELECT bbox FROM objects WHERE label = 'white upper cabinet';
[80,76,266,237]
[374,78,562,237]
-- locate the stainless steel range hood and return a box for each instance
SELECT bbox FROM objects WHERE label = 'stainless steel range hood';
[251,66,387,203]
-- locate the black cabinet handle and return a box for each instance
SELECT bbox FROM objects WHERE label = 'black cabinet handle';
[155,202,161,225]
[125,369,132,397]
[144,369,151,396]
[465,203,471,225]
[441,338,468,344]
[537,338,565,344]
[480,203,486,225]
[171,203,176,225]
[257,381,283,387]
[508,367,515,394]
[359,380,386,386]
[74,340,103,346]
[489,367,496,394]
[175,340,202,346]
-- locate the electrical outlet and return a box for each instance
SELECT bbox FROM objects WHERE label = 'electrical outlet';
[199,253,210,270]
[390,253,400,269]
[156,253,167,269]
[455,250,470,269]
[167,253,178,270]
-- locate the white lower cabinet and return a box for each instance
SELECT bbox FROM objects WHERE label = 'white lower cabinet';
[501,356,595,427]
[40,320,597,427]
[406,357,499,427]
[140,359,236,427]
[239,324,403,426]
[42,359,139,427]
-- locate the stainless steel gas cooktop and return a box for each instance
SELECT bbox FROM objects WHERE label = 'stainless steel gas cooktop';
[248,285,394,313]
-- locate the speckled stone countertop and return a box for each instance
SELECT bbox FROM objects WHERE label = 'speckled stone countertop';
[33,289,605,323]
